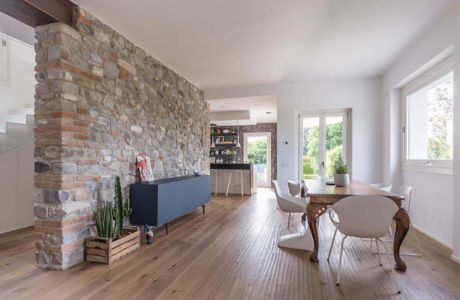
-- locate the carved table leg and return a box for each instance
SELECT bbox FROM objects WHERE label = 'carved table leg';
[393,208,410,272]
[306,202,327,262]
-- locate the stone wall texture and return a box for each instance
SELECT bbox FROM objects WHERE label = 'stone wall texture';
[236,123,277,182]
[34,8,210,270]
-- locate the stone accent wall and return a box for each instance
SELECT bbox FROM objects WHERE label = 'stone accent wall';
[33,8,209,270]
[236,123,277,182]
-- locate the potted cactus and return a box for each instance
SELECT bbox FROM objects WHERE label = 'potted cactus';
[86,176,140,264]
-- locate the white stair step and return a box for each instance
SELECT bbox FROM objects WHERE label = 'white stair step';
[0,132,33,154]
[6,122,33,133]
[0,123,34,151]
[5,114,28,125]
[26,114,35,125]
[8,108,34,115]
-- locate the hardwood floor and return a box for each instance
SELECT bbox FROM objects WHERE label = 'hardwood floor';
[0,188,458,299]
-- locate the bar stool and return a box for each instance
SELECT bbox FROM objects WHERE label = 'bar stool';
[226,170,244,197]
[211,169,218,196]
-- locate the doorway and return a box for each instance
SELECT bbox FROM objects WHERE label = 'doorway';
[244,132,271,187]
[298,110,350,181]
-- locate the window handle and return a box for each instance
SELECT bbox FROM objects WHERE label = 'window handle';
[321,161,325,168]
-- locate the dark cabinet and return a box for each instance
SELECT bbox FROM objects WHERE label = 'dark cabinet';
[129,175,211,233]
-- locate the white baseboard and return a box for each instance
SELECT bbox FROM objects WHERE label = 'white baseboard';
[411,224,452,249]
[451,254,460,265]
[411,225,460,264]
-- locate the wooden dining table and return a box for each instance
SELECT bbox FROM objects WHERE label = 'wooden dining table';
[305,180,409,272]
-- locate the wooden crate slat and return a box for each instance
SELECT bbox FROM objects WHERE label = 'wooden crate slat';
[86,240,109,250]
[109,242,140,263]
[85,226,140,265]
[111,235,140,256]
[86,248,108,256]
[111,228,140,248]
[86,254,109,264]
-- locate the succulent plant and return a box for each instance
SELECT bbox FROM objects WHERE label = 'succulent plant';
[94,202,117,239]
[94,176,132,239]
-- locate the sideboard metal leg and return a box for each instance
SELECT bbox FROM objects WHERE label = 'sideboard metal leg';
[202,205,205,214]
[165,223,169,235]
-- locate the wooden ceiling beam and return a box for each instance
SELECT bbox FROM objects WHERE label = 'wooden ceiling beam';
[0,0,77,27]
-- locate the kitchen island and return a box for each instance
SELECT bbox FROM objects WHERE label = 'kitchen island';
[210,163,256,195]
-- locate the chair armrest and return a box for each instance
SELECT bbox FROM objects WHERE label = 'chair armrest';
[328,207,339,228]
[280,192,308,207]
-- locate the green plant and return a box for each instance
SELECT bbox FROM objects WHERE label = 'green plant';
[332,156,348,175]
[94,176,132,239]
[247,139,267,164]
[326,145,343,177]
[94,202,117,239]
[114,176,123,237]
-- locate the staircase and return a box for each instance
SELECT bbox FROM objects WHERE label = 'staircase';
[0,104,34,154]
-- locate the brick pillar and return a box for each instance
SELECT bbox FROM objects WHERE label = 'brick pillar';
[34,23,95,270]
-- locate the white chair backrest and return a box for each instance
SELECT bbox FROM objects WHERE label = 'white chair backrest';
[272,180,285,208]
[273,180,296,212]
[331,196,398,238]
[287,180,300,197]
[369,183,392,193]
[398,185,413,212]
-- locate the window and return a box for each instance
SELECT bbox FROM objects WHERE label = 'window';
[299,110,350,180]
[402,58,454,174]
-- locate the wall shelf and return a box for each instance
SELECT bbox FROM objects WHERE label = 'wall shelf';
[210,126,240,163]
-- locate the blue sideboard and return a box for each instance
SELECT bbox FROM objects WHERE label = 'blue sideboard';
[129,175,211,234]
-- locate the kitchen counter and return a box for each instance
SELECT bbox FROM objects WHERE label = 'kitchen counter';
[211,163,252,170]
[210,163,256,195]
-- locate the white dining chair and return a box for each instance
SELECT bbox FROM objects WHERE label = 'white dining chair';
[327,195,398,286]
[399,185,423,256]
[273,180,307,229]
[370,182,394,237]
[273,180,313,251]
[370,184,423,258]
[287,180,307,221]
[287,180,301,197]
[369,183,392,192]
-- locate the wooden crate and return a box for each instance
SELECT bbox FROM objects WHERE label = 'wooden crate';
[85,226,140,264]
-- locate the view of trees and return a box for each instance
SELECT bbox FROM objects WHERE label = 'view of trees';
[303,121,343,179]
[247,138,268,183]
[427,79,453,159]
[247,138,267,164]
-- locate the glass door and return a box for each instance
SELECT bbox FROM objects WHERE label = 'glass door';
[299,111,348,181]
[301,116,321,179]
[244,132,271,187]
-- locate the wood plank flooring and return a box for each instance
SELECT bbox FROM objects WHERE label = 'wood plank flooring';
[0,188,458,299]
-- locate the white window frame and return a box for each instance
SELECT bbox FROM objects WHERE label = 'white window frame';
[401,57,454,175]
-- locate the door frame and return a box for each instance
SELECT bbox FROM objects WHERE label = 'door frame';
[297,109,351,181]
[243,132,272,187]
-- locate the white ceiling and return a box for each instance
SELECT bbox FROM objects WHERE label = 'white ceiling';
[74,0,453,90]
[206,96,277,125]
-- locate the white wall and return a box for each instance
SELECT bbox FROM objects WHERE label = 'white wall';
[452,1,460,261]
[206,78,383,189]
[382,7,457,248]
[0,35,35,116]
[0,140,34,234]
